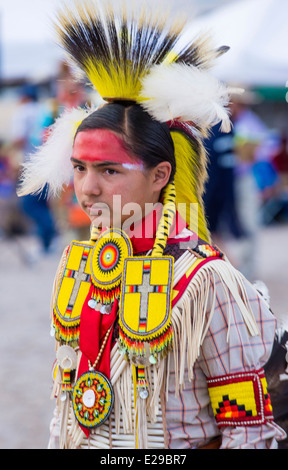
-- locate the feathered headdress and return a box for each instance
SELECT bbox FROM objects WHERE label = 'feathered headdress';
[17,0,235,241]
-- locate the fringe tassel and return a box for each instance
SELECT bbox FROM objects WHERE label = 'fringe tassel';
[147,361,166,423]
[170,257,260,394]
[135,397,148,449]
[59,398,70,449]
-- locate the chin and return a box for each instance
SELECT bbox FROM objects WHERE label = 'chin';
[90,217,112,230]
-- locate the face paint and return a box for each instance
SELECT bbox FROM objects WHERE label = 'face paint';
[122,162,144,171]
[71,128,164,231]
[72,129,142,167]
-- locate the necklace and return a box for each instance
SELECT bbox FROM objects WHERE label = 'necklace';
[88,326,112,371]
[72,326,114,429]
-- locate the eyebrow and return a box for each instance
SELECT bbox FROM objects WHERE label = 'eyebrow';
[70,157,122,167]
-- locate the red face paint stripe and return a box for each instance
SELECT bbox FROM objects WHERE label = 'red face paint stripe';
[72,129,142,165]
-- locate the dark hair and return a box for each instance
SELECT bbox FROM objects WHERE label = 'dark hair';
[75,102,176,181]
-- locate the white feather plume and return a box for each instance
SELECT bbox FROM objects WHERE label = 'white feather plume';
[17,106,95,198]
[139,63,232,132]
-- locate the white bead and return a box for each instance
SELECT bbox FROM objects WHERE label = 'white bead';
[149,355,157,364]
[57,345,77,370]
[83,389,96,408]
[88,299,97,309]
[100,304,112,315]
[139,389,149,400]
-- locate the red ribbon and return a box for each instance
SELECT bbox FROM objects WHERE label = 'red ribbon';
[77,286,118,437]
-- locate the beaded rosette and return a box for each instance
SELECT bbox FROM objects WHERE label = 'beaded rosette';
[89,228,133,306]
[72,370,114,429]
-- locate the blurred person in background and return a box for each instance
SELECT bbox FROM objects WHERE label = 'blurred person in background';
[11,84,58,255]
[55,61,87,112]
[203,121,246,245]
[0,141,27,238]
[53,62,91,242]
[229,91,272,280]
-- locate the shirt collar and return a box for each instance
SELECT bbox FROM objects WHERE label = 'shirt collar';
[127,205,189,254]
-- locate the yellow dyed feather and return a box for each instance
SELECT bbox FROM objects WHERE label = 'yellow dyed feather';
[54,0,226,103]
[84,58,143,101]
[171,130,210,242]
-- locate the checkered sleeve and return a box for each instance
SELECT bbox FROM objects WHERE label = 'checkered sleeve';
[197,268,286,448]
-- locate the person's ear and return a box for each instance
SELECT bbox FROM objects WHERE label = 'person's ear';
[152,161,172,192]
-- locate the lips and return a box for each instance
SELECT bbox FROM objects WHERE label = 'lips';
[89,203,110,216]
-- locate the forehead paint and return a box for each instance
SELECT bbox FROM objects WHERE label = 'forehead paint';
[72,129,142,166]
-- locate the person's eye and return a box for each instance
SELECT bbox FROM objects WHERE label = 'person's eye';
[73,164,85,172]
[104,168,118,175]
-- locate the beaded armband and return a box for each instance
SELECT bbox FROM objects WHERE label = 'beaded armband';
[207,369,273,427]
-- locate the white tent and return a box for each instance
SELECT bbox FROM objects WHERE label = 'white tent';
[187,0,288,87]
[0,0,63,81]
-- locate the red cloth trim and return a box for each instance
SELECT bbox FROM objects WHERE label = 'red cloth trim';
[172,257,223,307]
[77,292,118,437]
[128,207,192,254]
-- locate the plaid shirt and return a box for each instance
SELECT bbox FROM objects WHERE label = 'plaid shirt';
[165,271,285,449]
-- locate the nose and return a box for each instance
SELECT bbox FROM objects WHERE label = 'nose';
[81,170,102,197]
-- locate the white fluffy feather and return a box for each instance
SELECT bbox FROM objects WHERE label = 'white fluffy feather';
[17,106,95,198]
[140,63,232,132]
[253,280,271,306]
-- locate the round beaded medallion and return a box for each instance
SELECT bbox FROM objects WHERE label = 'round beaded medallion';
[90,228,133,289]
[72,370,114,429]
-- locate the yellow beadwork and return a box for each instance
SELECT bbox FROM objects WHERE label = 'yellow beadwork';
[207,370,274,427]
[53,241,94,344]
[152,182,176,257]
[119,256,174,342]
[209,380,258,419]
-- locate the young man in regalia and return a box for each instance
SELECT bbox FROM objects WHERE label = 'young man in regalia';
[18,0,285,449]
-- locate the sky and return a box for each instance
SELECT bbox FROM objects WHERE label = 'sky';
[0,0,64,79]
[0,0,209,80]
[0,0,231,44]
[3,0,280,84]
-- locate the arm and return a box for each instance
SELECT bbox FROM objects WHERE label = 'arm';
[198,265,286,448]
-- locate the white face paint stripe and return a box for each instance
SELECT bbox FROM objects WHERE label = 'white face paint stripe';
[121,162,144,171]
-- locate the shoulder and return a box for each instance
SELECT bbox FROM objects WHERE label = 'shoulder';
[164,228,224,263]
[168,231,225,308]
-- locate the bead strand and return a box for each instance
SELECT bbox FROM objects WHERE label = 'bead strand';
[88,326,112,371]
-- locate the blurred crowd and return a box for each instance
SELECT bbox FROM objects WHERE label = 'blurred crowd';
[203,90,288,280]
[0,62,95,261]
[0,62,288,279]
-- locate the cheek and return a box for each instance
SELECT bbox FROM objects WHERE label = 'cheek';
[73,175,81,198]
[121,174,152,206]
[72,173,87,207]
